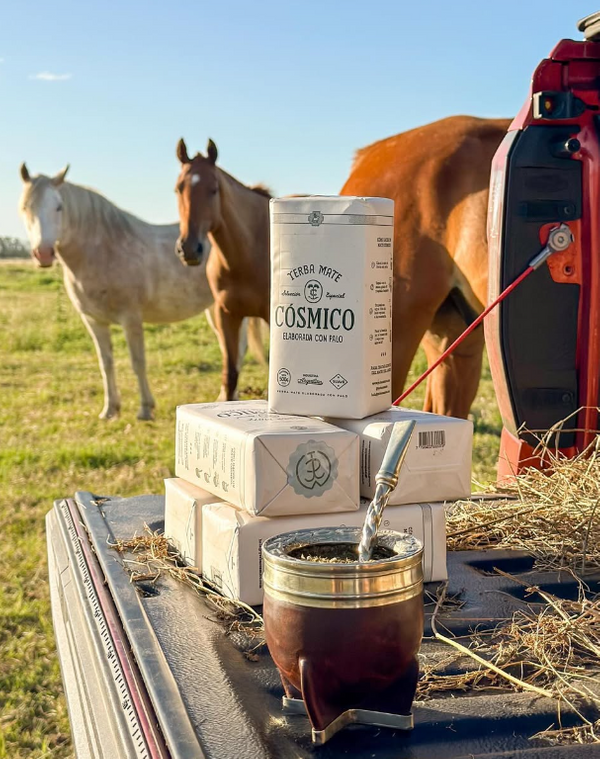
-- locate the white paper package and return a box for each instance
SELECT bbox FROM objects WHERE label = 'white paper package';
[175,400,359,517]
[269,196,394,419]
[202,499,447,605]
[163,478,221,567]
[329,406,472,505]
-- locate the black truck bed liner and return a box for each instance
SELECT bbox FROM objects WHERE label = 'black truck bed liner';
[46,491,600,758]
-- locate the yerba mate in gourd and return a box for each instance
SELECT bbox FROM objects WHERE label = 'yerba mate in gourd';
[269,196,394,419]
[262,528,423,742]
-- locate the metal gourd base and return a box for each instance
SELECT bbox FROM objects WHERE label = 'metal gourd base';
[281,696,413,744]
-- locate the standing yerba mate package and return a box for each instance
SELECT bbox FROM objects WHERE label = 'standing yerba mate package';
[269,196,394,419]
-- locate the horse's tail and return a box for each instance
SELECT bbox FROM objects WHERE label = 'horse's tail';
[248,317,268,367]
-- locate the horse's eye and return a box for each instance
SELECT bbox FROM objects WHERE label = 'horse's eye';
[57,204,63,212]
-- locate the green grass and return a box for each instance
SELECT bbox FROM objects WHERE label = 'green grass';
[0,260,501,756]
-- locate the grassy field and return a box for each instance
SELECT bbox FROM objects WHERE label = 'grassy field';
[0,260,501,757]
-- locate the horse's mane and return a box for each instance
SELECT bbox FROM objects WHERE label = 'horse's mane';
[250,184,272,199]
[21,175,175,245]
[351,145,369,169]
[215,163,273,207]
[63,182,146,241]
[350,139,389,172]
[351,136,392,172]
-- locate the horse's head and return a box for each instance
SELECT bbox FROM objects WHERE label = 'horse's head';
[18,163,69,267]
[174,138,219,266]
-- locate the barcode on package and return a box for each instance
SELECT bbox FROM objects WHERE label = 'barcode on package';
[418,430,446,449]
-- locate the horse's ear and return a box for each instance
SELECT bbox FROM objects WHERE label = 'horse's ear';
[177,138,190,164]
[52,165,70,186]
[20,162,31,183]
[207,139,218,165]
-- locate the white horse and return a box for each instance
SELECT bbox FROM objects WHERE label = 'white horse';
[18,163,263,419]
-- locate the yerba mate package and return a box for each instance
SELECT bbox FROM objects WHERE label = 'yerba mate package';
[202,499,447,605]
[330,406,472,505]
[269,196,394,419]
[164,478,221,567]
[175,401,359,517]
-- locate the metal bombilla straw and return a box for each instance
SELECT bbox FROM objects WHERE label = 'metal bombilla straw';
[358,419,417,562]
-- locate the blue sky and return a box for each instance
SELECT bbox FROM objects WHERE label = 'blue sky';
[0,0,594,238]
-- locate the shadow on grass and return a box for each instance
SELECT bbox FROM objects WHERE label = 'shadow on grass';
[472,417,502,437]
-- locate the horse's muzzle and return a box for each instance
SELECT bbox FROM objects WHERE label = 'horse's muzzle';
[32,246,56,267]
[176,237,204,267]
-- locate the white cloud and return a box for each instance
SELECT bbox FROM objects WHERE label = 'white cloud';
[0,59,4,63]
[29,71,72,81]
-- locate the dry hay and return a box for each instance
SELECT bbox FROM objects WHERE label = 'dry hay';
[426,423,600,744]
[110,528,264,646]
[447,432,600,574]
[419,578,600,744]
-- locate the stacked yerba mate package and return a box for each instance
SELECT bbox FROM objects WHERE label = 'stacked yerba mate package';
[165,197,472,605]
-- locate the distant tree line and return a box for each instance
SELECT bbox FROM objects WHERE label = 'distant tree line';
[0,237,30,258]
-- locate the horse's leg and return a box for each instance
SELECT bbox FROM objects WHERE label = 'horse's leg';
[205,307,248,399]
[121,317,155,421]
[420,186,488,418]
[205,306,226,395]
[390,229,455,402]
[421,299,484,419]
[80,314,120,419]
[391,296,441,403]
[237,319,249,376]
[213,306,243,401]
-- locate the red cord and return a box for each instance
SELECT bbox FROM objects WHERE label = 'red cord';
[393,266,534,406]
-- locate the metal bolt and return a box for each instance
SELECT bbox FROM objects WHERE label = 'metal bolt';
[548,225,574,252]
[565,138,581,153]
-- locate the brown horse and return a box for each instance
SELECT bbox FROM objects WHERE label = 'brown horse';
[175,116,510,414]
[175,138,270,400]
[341,115,511,418]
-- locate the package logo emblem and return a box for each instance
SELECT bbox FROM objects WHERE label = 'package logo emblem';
[287,440,338,497]
[304,279,323,303]
[277,367,291,387]
[330,373,348,390]
[298,376,323,386]
[308,210,324,226]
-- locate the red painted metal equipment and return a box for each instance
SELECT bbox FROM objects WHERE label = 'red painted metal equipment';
[485,14,600,476]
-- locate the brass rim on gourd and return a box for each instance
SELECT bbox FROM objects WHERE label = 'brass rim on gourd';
[262,527,423,609]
